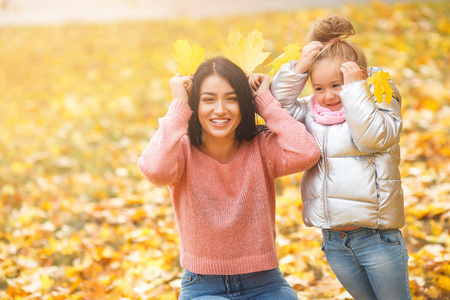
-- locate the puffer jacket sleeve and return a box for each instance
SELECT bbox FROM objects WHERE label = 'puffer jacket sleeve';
[270,60,310,123]
[341,78,402,153]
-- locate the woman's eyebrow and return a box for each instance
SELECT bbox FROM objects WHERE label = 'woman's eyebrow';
[200,91,236,96]
[200,92,216,96]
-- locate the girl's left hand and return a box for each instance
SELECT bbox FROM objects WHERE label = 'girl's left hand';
[247,73,271,94]
[340,61,366,85]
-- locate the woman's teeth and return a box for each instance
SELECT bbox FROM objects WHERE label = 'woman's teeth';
[211,119,228,124]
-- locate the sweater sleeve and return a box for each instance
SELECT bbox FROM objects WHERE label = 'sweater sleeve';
[255,90,320,178]
[341,80,402,153]
[138,98,192,186]
[270,60,310,123]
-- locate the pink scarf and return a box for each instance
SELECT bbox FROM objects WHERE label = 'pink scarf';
[310,98,346,125]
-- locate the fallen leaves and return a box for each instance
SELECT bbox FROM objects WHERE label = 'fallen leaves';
[0,0,449,299]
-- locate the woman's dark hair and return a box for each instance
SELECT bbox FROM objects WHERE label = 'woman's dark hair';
[188,57,263,147]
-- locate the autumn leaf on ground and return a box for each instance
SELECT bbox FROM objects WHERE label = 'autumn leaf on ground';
[367,70,394,105]
[172,39,205,75]
[1,1,449,299]
[266,43,302,74]
[221,30,270,73]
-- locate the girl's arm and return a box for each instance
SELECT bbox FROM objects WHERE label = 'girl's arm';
[250,74,320,178]
[340,62,402,153]
[138,75,193,186]
[270,42,324,123]
[270,61,308,122]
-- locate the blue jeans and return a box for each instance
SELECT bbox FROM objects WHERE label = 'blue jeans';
[178,267,298,300]
[322,228,411,300]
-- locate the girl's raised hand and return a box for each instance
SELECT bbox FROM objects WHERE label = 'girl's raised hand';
[247,73,271,95]
[340,62,366,85]
[294,41,324,74]
[169,74,193,102]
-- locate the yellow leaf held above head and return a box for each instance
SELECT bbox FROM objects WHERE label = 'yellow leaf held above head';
[172,39,205,75]
[367,70,393,105]
[266,43,303,74]
[221,30,271,74]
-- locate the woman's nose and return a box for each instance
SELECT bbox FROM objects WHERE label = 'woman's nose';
[214,100,226,115]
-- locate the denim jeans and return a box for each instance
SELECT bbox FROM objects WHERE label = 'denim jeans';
[322,227,411,300]
[178,267,298,300]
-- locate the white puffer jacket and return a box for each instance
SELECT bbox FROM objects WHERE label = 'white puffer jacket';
[271,61,405,229]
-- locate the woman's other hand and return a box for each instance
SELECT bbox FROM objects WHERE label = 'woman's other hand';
[248,73,271,95]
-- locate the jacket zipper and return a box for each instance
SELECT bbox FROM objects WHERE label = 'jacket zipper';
[323,126,329,228]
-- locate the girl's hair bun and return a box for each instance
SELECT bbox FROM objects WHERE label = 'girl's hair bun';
[306,15,367,73]
[307,15,355,43]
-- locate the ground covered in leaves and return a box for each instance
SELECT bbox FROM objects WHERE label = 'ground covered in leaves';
[0,1,449,299]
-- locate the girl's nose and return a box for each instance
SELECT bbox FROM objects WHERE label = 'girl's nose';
[325,90,335,100]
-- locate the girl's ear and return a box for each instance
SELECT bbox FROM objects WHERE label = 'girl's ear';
[361,68,367,80]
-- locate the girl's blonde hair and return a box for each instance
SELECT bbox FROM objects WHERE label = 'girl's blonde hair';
[307,15,367,73]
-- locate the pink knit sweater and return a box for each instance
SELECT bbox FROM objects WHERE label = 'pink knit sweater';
[138,90,320,275]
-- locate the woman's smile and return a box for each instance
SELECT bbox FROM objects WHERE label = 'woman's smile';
[198,74,242,142]
[210,118,231,125]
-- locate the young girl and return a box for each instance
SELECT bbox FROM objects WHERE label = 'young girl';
[270,15,411,300]
[138,57,320,299]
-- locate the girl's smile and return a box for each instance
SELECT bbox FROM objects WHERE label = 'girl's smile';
[311,58,344,111]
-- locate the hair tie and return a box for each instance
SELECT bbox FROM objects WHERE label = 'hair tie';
[328,38,341,43]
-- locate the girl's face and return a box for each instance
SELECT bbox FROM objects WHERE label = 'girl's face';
[311,58,344,111]
[198,74,242,142]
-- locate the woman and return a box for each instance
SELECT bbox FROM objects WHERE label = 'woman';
[138,57,320,299]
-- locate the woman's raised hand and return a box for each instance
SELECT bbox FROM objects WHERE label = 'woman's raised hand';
[248,73,271,95]
[169,74,193,102]
[340,62,366,85]
[294,41,324,74]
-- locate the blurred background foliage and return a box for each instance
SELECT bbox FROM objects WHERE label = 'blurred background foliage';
[0,0,449,299]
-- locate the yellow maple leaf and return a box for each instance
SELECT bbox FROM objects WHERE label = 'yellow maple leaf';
[367,70,393,105]
[266,43,303,74]
[172,39,205,75]
[221,30,271,73]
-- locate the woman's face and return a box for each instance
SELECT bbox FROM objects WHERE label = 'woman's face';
[311,58,344,111]
[198,74,242,143]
